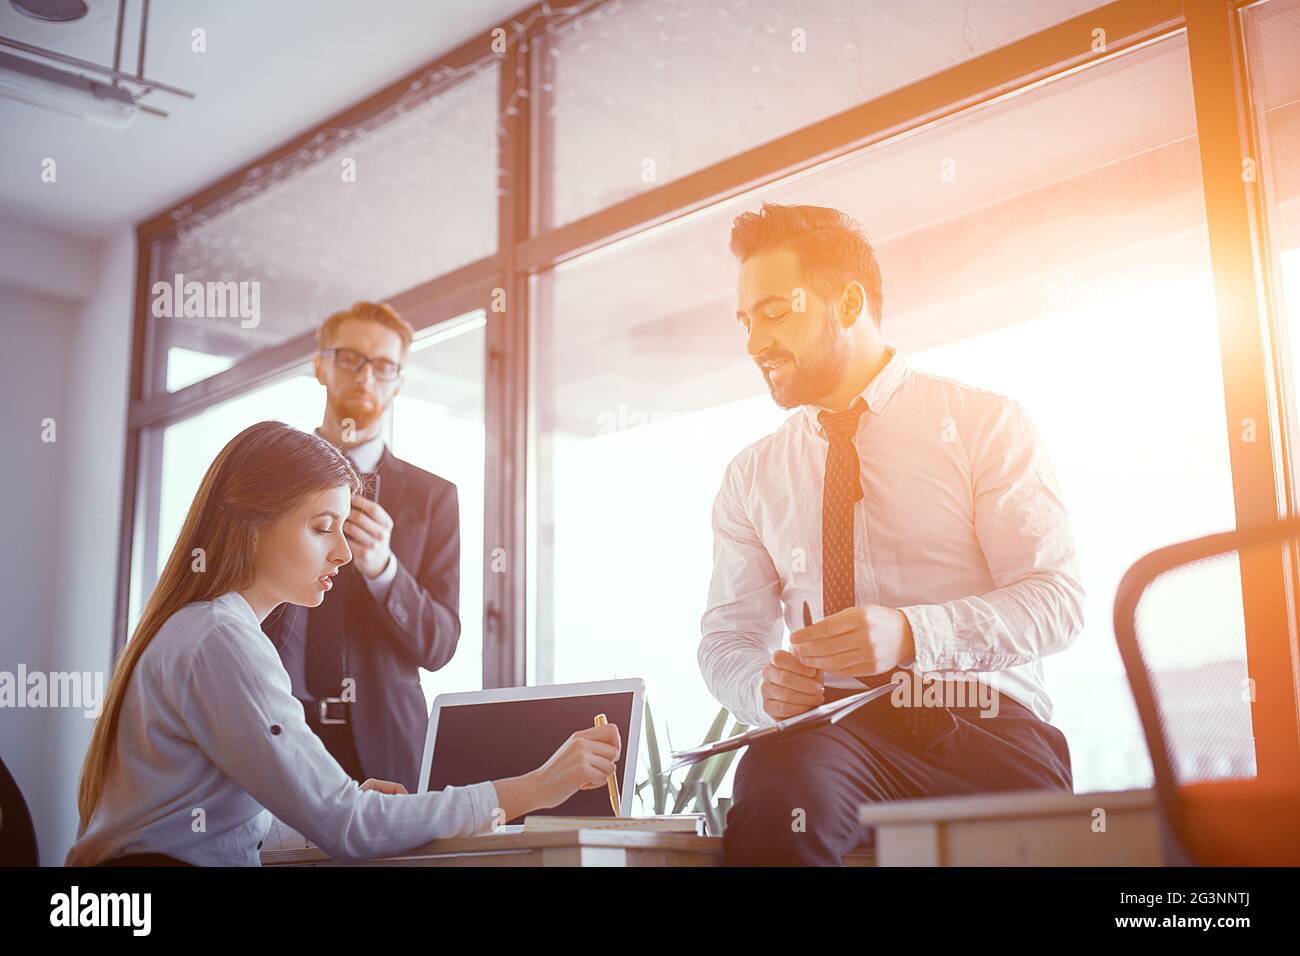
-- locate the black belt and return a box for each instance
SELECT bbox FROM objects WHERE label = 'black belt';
[302,696,349,725]
[299,696,366,782]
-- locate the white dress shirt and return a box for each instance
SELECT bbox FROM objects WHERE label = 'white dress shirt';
[698,345,1085,729]
[66,591,498,866]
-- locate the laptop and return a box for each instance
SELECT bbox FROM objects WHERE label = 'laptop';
[416,678,644,830]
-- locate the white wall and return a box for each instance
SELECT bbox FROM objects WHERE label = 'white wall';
[0,215,133,864]
[0,283,74,862]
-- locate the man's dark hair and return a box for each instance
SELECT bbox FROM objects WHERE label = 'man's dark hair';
[729,202,884,327]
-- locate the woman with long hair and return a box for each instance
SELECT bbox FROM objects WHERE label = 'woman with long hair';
[67,421,619,866]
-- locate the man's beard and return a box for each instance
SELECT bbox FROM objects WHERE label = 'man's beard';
[333,391,385,432]
[763,315,852,410]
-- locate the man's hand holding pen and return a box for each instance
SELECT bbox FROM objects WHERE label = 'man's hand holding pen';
[761,602,915,721]
[790,604,915,679]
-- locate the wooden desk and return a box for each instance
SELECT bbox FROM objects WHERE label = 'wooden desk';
[261,789,1158,867]
[858,787,1161,866]
[263,829,724,867]
[262,829,878,867]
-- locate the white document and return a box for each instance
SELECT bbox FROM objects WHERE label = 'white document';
[667,684,895,770]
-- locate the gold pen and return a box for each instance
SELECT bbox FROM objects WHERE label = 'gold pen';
[802,600,825,702]
[594,714,621,816]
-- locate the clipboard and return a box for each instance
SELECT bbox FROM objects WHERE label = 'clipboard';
[667,683,895,770]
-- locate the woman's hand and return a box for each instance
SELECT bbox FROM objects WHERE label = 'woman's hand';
[534,724,622,806]
[359,778,408,795]
[491,724,622,824]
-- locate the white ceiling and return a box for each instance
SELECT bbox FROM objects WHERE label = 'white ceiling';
[0,0,527,238]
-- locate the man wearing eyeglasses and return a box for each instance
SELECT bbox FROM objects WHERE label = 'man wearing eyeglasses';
[260,300,463,794]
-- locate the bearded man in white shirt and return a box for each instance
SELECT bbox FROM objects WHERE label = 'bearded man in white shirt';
[700,202,1084,866]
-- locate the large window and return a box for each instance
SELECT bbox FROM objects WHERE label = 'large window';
[531,33,1239,797]
[121,0,1300,811]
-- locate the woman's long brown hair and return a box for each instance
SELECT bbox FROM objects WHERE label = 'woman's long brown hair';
[76,421,360,827]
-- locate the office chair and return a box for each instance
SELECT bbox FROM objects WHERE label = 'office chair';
[0,754,39,866]
[1113,516,1300,866]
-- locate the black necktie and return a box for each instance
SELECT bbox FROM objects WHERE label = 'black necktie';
[304,452,370,700]
[817,400,956,749]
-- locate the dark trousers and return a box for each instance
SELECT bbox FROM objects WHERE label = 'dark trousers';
[722,681,1073,866]
[301,699,366,783]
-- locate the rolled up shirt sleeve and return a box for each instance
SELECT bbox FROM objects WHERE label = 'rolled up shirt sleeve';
[699,454,783,728]
[901,398,1086,674]
[180,620,499,863]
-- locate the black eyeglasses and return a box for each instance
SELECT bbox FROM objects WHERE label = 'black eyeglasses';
[321,347,403,382]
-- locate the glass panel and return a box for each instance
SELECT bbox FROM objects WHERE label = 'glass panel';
[1134,550,1257,784]
[531,34,1235,804]
[146,61,499,395]
[165,346,235,392]
[1243,0,1300,502]
[539,0,1114,227]
[910,275,1243,792]
[129,369,323,633]
[392,311,488,703]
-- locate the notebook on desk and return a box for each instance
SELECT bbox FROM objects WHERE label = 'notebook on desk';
[667,683,895,771]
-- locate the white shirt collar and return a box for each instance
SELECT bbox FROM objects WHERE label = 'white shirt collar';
[314,428,385,472]
[802,345,908,430]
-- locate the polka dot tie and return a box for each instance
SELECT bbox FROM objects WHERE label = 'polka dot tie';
[818,400,869,620]
[818,400,957,749]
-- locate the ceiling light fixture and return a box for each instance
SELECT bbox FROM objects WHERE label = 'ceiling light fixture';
[0,0,194,126]
[10,0,90,24]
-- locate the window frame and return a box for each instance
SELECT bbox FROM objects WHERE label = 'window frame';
[116,0,1300,779]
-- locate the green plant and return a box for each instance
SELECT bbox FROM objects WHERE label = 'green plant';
[636,699,748,835]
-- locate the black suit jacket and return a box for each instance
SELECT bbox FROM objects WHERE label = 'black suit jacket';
[261,445,460,792]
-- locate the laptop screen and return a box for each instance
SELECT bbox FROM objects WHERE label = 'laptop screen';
[425,691,636,823]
